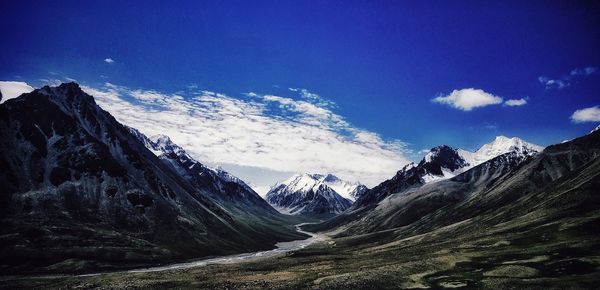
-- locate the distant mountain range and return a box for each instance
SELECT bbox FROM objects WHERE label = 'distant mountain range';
[0,83,305,274]
[265,173,367,217]
[264,136,542,217]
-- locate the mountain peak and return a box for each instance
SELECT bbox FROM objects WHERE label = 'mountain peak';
[36,82,96,109]
[266,173,367,215]
[323,173,340,182]
[265,175,352,216]
[478,135,543,156]
[423,145,460,163]
[492,135,526,144]
[40,82,83,96]
[149,134,172,144]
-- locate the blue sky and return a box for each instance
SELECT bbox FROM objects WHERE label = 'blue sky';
[1,1,599,190]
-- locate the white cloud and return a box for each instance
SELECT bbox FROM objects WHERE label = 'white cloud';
[504,98,527,107]
[539,66,598,90]
[104,58,115,64]
[571,106,600,123]
[78,83,411,187]
[538,76,569,89]
[288,87,336,108]
[39,78,63,86]
[482,123,499,130]
[0,81,35,103]
[432,88,503,111]
[570,66,598,76]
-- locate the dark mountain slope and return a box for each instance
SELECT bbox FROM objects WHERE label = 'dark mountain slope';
[129,130,276,213]
[308,128,600,238]
[129,130,304,241]
[304,145,475,232]
[0,83,304,274]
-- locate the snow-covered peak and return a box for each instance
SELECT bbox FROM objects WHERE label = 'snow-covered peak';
[147,134,195,161]
[412,136,543,185]
[469,136,543,165]
[590,125,600,134]
[265,173,355,215]
[323,175,366,201]
[129,129,254,193]
[271,173,366,202]
[150,134,172,145]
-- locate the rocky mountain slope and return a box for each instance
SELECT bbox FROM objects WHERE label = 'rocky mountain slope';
[307,135,544,232]
[0,83,305,274]
[129,129,276,213]
[360,136,541,208]
[308,129,599,234]
[265,174,363,216]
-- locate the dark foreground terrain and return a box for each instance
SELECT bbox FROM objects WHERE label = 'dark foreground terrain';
[3,192,599,289]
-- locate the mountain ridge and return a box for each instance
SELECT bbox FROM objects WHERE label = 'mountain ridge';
[305,134,544,232]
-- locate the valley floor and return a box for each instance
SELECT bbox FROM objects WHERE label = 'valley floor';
[2,210,599,290]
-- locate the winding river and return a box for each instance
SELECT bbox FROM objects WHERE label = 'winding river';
[122,223,325,274]
[0,223,325,281]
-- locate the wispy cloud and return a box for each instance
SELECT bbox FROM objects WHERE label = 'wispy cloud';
[570,67,598,76]
[539,66,597,90]
[504,98,528,107]
[104,58,115,64]
[571,105,600,123]
[433,88,503,111]
[79,83,410,186]
[39,78,63,86]
[288,87,336,108]
[482,123,499,130]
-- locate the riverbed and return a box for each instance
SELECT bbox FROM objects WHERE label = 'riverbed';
[123,223,325,274]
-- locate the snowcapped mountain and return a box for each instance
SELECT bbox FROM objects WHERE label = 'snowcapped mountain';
[351,135,543,209]
[321,174,368,201]
[419,145,470,183]
[419,136,543,184]
[458,135,544,167]
[265,173,363,216]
